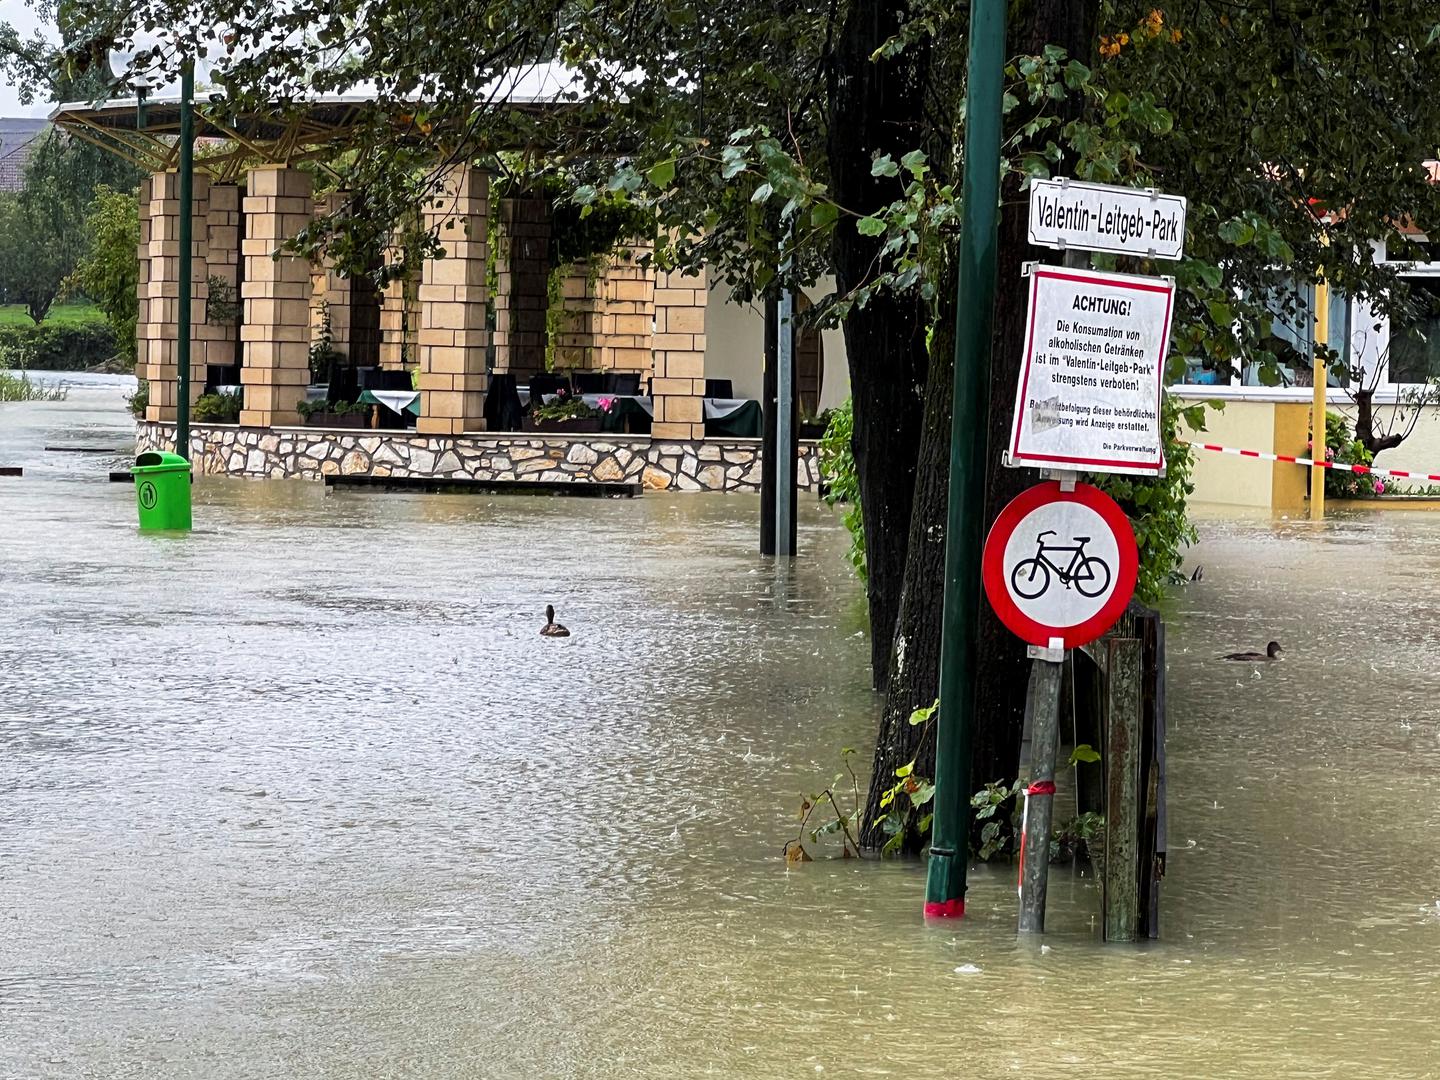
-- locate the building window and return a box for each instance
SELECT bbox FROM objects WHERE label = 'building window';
[1387,277,1440,384]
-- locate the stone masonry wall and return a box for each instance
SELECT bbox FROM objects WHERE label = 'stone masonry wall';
[135,422,821,494]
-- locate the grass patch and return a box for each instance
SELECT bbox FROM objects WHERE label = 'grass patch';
[0,303,105,327]
[0,368,68,402]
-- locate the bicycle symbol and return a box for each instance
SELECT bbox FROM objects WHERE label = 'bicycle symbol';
[1010,530,1112,600]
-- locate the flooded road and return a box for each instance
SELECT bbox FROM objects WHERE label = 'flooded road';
[4,390,1440,1078]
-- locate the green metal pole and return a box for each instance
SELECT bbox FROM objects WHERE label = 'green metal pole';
[924,0,1006,920]
[175,60,195,459]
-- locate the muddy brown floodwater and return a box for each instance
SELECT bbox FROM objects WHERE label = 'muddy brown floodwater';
[3,388,1440,1078]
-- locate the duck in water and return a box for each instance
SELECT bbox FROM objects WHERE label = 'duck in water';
[540,605,570,638]
[1221,641,1282,662]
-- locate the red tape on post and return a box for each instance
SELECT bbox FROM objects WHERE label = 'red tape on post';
[1026,780,1057,796]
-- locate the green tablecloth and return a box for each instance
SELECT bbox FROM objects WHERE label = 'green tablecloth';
[704,399,763,438]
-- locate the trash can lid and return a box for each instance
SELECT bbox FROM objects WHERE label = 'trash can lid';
[134,450,191,471]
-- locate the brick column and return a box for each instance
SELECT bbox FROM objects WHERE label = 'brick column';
[140,170,209,421]
[134,175,154,403]
[493,195,553,382]
[417,164,489,434]
[239,167,314,427]
[378,237,415,370]
[598,241,655,374]
[552,261,600,370]
[311,192,353,360]
[651,268,707,439]
[200,183,240,375]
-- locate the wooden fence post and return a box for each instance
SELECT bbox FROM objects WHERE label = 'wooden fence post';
[1103,636,1142,942]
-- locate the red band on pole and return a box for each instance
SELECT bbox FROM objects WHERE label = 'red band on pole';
[924,898,966,919]
[1026,780,1057,796]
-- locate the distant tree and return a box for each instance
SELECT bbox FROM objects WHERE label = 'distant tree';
[68,185,139,363]
[0,181,83,323]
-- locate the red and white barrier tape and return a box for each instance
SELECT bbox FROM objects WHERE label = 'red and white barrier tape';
[1184,441,1440,484]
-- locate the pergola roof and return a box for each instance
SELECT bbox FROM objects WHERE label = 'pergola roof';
[47,63,593,182]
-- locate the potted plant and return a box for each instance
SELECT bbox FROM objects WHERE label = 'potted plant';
[193,389,242,424]
[297,397,369,429]
[523,386,605,433]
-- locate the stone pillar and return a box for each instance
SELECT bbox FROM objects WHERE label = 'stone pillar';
[378,237,415,370]
[141,170,209,421]
[239,167,315,427]
[311,192,353,360]
[493,195,553,381]
[417,164,489,435]
[200,183,241,375]
[598,241,655,373]
[552,261,601,370]
[134,175,154,403]
[651,268,707,440]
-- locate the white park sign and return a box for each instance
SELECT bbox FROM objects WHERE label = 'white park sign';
[1006,266,1174,477]
[1028,178,1186,261]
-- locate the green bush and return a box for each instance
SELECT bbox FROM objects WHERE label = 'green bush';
[0,321,118,370]
[818,397,866,581]
[128,379,148,417]
[193,390,242,423]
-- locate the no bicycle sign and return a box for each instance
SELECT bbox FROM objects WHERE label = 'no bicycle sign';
[982,481,1139,650]
[1006,266,1174,477]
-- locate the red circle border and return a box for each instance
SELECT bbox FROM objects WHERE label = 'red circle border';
[981,481,1139,649]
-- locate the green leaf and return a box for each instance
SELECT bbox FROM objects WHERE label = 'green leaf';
[1218,218,1256,246]
[750,182,773,204]
[856,216,886,236]
[909,782,936,808]
[900,149,927,178]
[646,159,676,188]
[809,202,840,230]
[894,761,913,779]
[1069,744,1101,764]
[870,154,899,178]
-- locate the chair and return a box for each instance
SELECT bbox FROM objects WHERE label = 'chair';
[573,371,606,394]
[484,372,524,431]
[607,371,641,395]
[704,378,734,398]
[357,366,383,390]
[378,368,413,391]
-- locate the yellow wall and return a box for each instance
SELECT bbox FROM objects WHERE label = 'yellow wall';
[1180,400,1278,509]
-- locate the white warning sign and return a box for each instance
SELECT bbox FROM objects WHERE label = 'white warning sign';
[1006,266,1174,477]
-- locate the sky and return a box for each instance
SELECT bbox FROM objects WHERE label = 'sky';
[1,5,56,117]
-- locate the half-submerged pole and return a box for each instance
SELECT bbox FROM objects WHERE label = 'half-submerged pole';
[925,0,1005,920]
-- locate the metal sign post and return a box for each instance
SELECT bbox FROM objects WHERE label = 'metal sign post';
[175,59,195,460]
[925,0,1005,921]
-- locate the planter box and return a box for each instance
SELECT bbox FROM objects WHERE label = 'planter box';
[304,412,368,429]
[523,416,603,434]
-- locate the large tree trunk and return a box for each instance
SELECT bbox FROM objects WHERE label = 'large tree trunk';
[858,0,1099,853]
[859,262,957,849]
[827,0,931,690]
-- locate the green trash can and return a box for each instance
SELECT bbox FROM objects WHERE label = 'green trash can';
[132,450,193,531]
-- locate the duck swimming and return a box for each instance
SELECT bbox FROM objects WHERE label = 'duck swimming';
[1221,641,1282,662]
[540,604,570,638]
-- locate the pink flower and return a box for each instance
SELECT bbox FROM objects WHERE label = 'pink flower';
[1325,447,1335,460]
[597,395,615,413]
[1374,479,1385,494]
[1306,439,1313,449]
